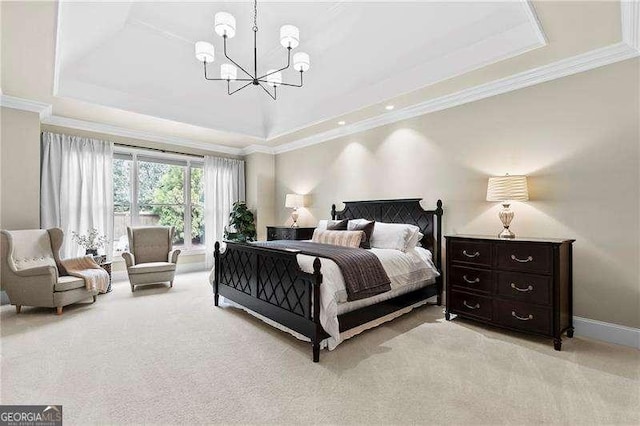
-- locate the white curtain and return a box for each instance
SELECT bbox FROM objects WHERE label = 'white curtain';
[41,132,114,259]
[204,156,245,268]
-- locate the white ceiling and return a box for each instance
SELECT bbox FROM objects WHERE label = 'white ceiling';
[55,1,545,141]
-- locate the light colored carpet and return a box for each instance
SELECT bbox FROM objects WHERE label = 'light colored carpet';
[1,271,638,425]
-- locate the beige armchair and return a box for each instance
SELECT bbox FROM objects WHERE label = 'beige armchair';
[0,228,98,315]
[123,226,180,292]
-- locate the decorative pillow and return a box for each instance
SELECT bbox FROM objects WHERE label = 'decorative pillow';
[316,219,347,231]
[326,219,348,230]
[311,230,364,248]
[369,222,422,252]
[347,219,375,249]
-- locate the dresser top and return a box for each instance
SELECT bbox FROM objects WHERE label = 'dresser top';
[445,234,575,244]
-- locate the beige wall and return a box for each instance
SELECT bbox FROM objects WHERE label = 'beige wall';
[274,58,640,329]
[245,152,276,241]
[0,107,41,230]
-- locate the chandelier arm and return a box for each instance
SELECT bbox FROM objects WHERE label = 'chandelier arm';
[228,80,253,95]
[204,61,253,81]
[223,35,255,79]
[258,82,277,100]
[257,47,292,80]
[260,70,304,88]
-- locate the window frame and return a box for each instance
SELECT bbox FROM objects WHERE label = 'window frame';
[113,147,205,255]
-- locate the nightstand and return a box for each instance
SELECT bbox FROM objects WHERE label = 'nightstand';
[266,226,315,241]
[445,235,574,350]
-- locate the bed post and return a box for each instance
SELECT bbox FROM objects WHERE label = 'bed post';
[214,241,220,307]
[331,204,337,220]
[435,199,443,306]
[312,257,323,362]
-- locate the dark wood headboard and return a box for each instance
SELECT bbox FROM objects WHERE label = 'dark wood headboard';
[331,198,443,271]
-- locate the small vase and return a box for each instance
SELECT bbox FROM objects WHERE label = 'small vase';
[85,249,98,256]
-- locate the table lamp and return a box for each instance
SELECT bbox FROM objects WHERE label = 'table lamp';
[486,174,529,239]
[285,194,305,227]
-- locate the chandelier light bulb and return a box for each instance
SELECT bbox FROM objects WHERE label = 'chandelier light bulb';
[215,12,236,38]
[220,63,237,81]
[266,70,283,87]
[280,25,300,49]
[293,52,310,72]
[195,41,215,63]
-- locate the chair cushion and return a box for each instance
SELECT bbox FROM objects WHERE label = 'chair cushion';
[128,262,176,275]
[55,275,86,292]
[128,227,172,264]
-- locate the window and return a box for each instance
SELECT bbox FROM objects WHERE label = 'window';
[112,150,204,255]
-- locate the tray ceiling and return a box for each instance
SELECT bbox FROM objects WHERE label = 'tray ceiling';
[55,1,545,140]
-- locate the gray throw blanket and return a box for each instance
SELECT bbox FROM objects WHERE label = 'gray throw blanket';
[253,241,391,301]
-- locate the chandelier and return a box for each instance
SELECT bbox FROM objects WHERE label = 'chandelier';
[194,0,311,100]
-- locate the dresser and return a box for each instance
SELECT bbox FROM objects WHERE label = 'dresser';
[266,226,316,241]
[445,235,574,350]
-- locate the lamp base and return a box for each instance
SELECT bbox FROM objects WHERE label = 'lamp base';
[498,227,515,239]
[290,209,299,228]
[498,202,516,239]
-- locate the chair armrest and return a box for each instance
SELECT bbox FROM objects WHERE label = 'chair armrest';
[122,252,135,268]
[169,249,181,264]
[14,265,57,279]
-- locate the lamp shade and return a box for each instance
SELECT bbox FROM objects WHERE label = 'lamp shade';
[215,12,236,38]
[293,52,310,72]
[486,175,529,202]
[195,41,215,63]
[280,25,300,48]
[220,63,237,80]
[285,194,305,208]
[266,70,282,87]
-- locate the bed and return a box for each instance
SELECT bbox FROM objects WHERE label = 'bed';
[212,198,443,362]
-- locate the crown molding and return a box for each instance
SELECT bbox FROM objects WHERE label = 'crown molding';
[273,41,639,155]
[242,145,276,155]
[0,94,52,119]
[42,115,245,156]
[622,0,640,51]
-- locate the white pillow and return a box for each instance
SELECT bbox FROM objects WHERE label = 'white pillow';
[406,232,424,251]
[369,222,421,252]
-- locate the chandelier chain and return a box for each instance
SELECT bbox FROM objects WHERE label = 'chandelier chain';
[253,0,258,32]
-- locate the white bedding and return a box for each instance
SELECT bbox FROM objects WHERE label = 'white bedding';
[210,245,440,350]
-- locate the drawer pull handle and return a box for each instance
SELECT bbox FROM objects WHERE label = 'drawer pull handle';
[463,301,480,310]
[463,275,480,284]
[511,254,533,263]
[462,250,480,258]
[510,283,534,292]
[512,311,534,321]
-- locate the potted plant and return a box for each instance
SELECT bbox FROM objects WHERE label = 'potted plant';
[224,202,257,243]
[71,228,108,256]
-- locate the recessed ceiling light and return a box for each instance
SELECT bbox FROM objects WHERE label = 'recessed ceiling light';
[338,121,346,125]
[385,105,395,111]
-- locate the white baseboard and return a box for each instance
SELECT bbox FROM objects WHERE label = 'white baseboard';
[111,262,206,282]
[574,316,640,349]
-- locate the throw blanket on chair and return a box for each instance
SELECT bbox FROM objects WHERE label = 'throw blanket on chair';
[253,241,391,301]
[61,256,110,293]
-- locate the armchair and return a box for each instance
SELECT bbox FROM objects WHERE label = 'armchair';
[123,226,180,292]
[0,228,98,315]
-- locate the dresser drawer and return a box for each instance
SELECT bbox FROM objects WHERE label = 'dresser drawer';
[496,243,552,274]
[494,300,551,335]
[496,272,551,305]
[450,265,493,294]
[449,291,492,321]
[450,240,492,266]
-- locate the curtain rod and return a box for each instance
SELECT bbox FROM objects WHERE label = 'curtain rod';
[114,143,205,159]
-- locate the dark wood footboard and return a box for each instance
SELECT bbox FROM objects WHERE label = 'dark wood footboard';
[214,241,326,361]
